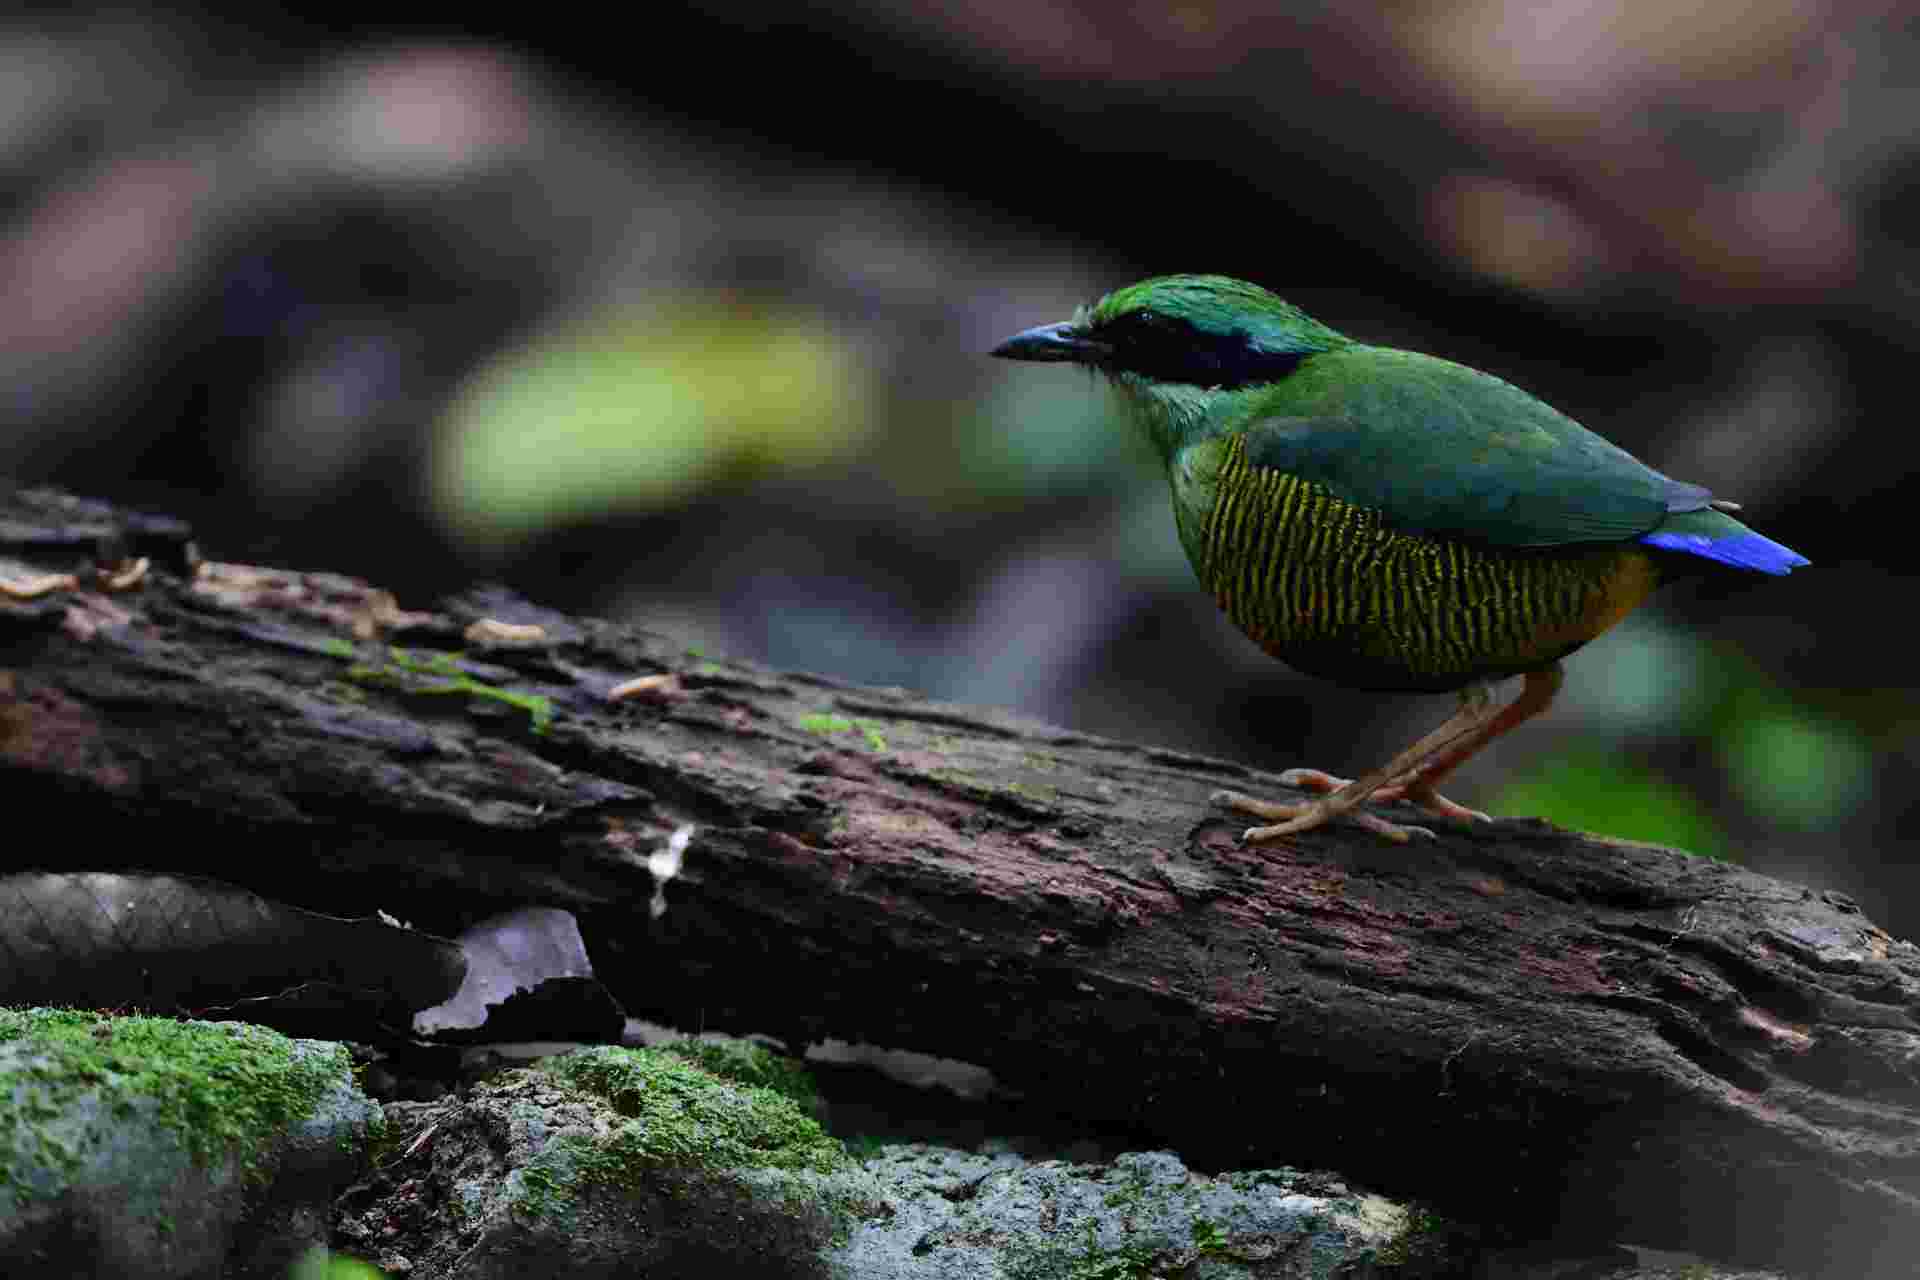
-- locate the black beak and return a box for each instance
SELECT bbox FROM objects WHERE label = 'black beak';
[991,321,1104,364]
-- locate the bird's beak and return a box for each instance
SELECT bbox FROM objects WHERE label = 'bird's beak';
[991,321,1104,364]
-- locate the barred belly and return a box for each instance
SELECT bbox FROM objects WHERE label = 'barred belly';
[1199,438,1659,692]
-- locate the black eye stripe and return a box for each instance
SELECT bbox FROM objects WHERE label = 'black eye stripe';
[1093,310,1307,389]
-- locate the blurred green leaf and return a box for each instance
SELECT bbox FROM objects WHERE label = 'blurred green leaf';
[1718,700,1874,831]
[1559,610,1714,732]
[434,297,874,547]
[288,1246,388,1279]
[1490,750,1731,859]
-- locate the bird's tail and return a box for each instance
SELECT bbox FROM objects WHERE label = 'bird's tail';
[1638,507,1809,576]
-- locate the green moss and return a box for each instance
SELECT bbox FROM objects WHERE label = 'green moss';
[386,647,466,678]
[840,1133,891,1160]
[541,1047,844,1177]
[1013,1220,1163,1280]
[1010,1215,1249,1280]
[317,636,358,660]
[1061,1246,1158,1280]
[511,1046,854,1223]
[654,1039,821,1111]
[1376,1204,1451,1268]
[346,646,553,735]
[926,767,1058,809]
[1189,1217,1228,1255]
[1096,1164,1158,1213]
[0,1007,363,1210]
[797,712,888,751]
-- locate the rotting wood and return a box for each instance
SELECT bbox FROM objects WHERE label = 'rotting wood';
[2,487,1915,1278]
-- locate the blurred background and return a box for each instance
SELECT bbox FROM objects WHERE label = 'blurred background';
[3,4,1913,931]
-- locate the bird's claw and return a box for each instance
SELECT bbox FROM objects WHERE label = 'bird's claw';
[1212,788,1437,844]
[1241,815,1435,845]
[1275,769,1489,825]
[1276,767,1351,792]
[1403,787,1490,825]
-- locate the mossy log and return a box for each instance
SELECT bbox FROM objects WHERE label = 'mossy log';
[2,488,1915,1277]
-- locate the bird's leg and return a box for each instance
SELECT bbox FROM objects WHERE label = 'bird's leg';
[1229,664,1567,838]
[1393,664,1565,807]
[1213,683,1501,844]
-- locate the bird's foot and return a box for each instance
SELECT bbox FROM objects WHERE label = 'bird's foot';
[1276,769,1491,824]
[1397,782,1491,825]
[1209,788,1435,845]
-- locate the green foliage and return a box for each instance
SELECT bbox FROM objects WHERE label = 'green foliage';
[287,1247,389,1279]
[434,297,874,549]
[1490,751,1731,859]
[1567,611,1714,732]
[1716,687,1873,831]
[1506,621,1879,843]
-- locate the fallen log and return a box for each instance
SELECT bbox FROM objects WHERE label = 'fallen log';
[2,487,1914,1277]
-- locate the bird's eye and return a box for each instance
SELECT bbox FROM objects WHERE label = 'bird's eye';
[1093,309,1301,390]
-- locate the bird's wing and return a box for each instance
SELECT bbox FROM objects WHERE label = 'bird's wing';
[1239,346,1711,548]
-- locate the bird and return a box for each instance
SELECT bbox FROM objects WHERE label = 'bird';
[991,274,1808,843]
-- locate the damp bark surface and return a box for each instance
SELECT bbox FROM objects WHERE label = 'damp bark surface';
[2,488,1915,1278]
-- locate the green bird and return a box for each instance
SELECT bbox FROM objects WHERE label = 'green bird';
[992,275,1809,843]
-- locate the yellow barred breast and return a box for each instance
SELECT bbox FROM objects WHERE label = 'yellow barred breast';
[1199,436,1660,692]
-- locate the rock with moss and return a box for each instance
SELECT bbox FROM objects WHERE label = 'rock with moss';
[655,1036,824,1114]
[828,1144,1455,1279]
[336,1044,883,1278]
[0,1006,381,1279]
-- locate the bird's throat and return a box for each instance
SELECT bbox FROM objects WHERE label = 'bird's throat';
[1110,373,1256,463]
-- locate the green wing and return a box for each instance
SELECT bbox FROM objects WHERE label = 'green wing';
[1238,345,1711,547]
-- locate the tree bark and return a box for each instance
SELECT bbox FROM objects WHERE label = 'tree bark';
[2,487,1915,1277]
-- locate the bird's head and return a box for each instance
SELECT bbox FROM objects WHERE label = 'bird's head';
[992,275,1348,457]
[991,274,1346,391]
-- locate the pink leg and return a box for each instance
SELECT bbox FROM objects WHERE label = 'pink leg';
[1213,683,1499,844]
[1213,663,1565,844]
[1400,665,1564,799]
